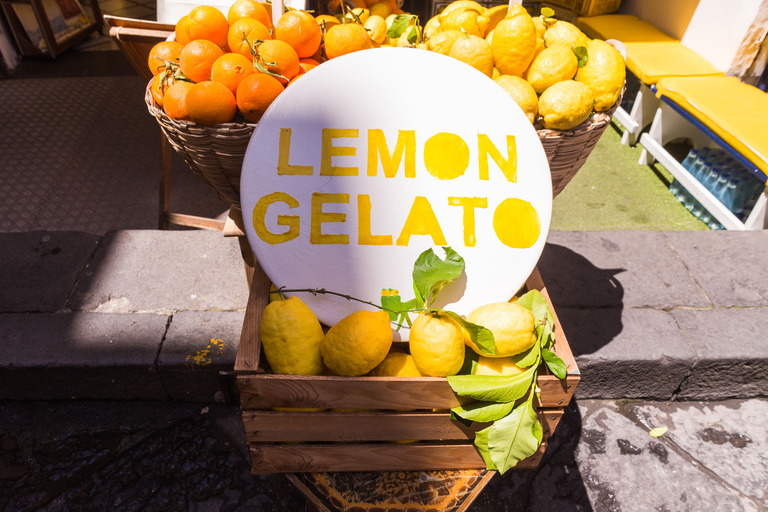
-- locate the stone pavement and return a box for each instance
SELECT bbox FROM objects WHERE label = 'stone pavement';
[1,228,766,402]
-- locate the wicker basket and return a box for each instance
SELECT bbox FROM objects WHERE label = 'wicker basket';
[146,80,621,206]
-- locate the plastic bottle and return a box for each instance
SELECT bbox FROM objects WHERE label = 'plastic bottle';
[669,179,682,198]
[703,165,721,193]
[681,149,699,171]
[720,177,740,214]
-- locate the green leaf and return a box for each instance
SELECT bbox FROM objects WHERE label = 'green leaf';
[488,397,543,473]
[452,400,516,423]
[380,293,418,329]
[412,247,465,307]
[447,365,536,403]
[406,23,419,44]
[649,427,668,438]
[512,341,540,368]
[386,14,415,38]
[473,427,498,470]
[442,311,495,355]
[457,347,480,376]
[450,410,474,427]
[542,347,567,379]
[573,46,588,67]
[541,7,555,17]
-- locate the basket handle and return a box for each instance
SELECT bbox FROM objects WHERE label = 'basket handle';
[606,39,627,62]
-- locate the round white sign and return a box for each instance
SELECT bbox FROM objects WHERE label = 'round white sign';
[241,47,551,340]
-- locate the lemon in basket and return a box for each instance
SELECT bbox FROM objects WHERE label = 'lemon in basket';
[369,350,422,377]
[449,33,494,77]
[321,310,393,376]
[543,20,589,49]
[524,45,578,94]
[409,312,465,377]
[260,296,325,375]
[491,4,537,77]
[577,39,626,112]
[538,80,594,131]
[494,74,538,123]
[426,30,463,56]
[465,302,536,357]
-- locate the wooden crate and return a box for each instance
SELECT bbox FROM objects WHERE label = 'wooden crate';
[235,263,580,474]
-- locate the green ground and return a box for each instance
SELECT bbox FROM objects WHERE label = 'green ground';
[551,123,709,231]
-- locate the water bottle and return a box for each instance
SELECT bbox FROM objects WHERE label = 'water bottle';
[690,152,710,183]
[669,178,682,198]
[681,149,699,170]
[720,178,739,214]
[714,171,731,201]
[703,165,721,193]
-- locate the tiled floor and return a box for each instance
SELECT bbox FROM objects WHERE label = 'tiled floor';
[1,0,232,235]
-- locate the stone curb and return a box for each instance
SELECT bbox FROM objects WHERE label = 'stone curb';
[1,229,766,402]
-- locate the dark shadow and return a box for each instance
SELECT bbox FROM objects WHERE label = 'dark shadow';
[470,399,592,511]
[537,243,625,357]
[5,50,136,79]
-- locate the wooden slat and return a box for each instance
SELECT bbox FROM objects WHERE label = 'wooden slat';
[243,409,564,443]
[164,213,225,231]
[104,14,175,31]
[249,442,546,474]
[235,258,269,372]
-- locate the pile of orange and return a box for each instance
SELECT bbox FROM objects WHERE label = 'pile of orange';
[148,0,417,126]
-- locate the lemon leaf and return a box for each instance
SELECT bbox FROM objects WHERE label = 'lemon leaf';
[386,14,415,38]
[458,348,480,375]
[542,347,567,379]
[412,246,464,307]
[488,396,542,474]
[447,364,536,402]
[380,294,418,329]
[649,427,668,438]
[443,311,495,355]
[573,45,588,67]
[407,24,419,44]
[512,340,539,368]
[452,400,516,423]
[473,427,498,470]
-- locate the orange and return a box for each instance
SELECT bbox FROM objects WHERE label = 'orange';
[149,72,173,107]
[162,81,194,120]
[228,0,271,28]
[228,17,272,61]
[211,52,255,95]
[186,5,229,48]
[315,14,340,33]
[186,81,237,125]
[147,40,183,76]
[299,57,320,74]
[236,73,284,122]
[175,15,191,45]
[274,10,322,58]
[179,39,224,83]
[324,23,372,60]
[254,39,300,85]
[259,2,274,27]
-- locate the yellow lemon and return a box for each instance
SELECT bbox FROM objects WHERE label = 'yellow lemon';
[426,29,462,56]
[525,45,578,94]
[494,74,538,123]
[466,302,536,357]
[576,39,626,111]
[409,312,465,377]
[492,66,500,79]
[532,15,546,38]
[491,4,537,77]
[484,4,508,33]
[544,20,589,49]
[538,79,594,130]
[449,33,494,77]
[260,296,325,375]
[369,351,422,376]
[423,14,441,40]
[369,2,391,18]
[396,20,421,46]
[438,1,487,21]
[474,355,525,376]
[345,7,369,23]
[364,14,388,44]
[441,8,484,37]
[320,310,393,376]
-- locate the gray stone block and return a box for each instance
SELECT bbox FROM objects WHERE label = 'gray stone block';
[158,311,244,402]
[0,231,100,313]
[560,308,695,400]
[540,230,711,309]
[0,312,168,400]
[672,308,768,400]
[68,230,248,314]
[664,231,768,307]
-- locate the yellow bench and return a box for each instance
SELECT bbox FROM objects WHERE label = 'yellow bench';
[577,15,723,145]
[638,76,768,230]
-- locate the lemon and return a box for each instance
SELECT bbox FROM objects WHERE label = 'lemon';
[576,39,626,111]
[320,310,393,376]
[369,2,390,18]
[525,45,578,94]
[260,296,325,375]
[491,4,537,77]
[369,351,422,376]
[396,21,421,46]
[466,302,536,357]
[538,79,594,130]
[346,7,369,23]
[544,20,589,49]
[268,283,282,303]
[426,29,462,56]
[385,13,397,28]
[484,4,508,33]
[409,312,465,377]
[441,8,484,38]
[364,14,388,44]
[423,14,441,40]
[485,28,493,45]
[492,67,500,79]
[449,33,494,77]
[438,1,487,20]
[494,75,538,123]
[532,15,546,38]
[474,355,525,376]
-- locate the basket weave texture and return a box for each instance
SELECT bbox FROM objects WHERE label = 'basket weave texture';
[146,80,622,207]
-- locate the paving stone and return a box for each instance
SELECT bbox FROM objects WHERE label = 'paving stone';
[68,230,249,314]
[0,312,168,400]
[158,311,244,402]
[540,230,711,309]
[672,308,768,400]
[558,308,694,400]
[0,231,100,313]
[664,231,768,307]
